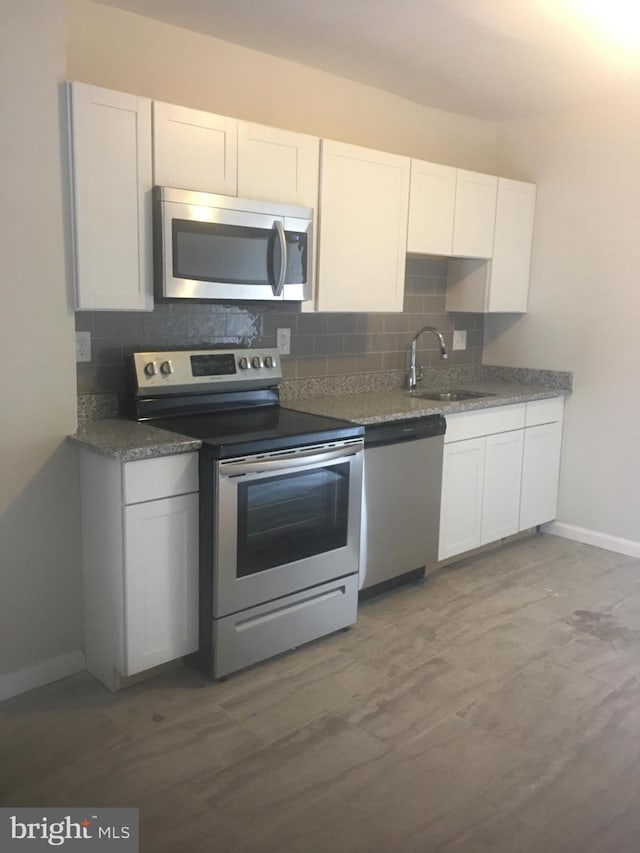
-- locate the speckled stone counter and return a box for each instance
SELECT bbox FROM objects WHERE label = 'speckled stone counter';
[70,365,571,459]
[282,365,572,425]
[68,418,201,462]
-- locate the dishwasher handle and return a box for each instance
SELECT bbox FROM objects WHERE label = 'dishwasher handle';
[364,414,446,448]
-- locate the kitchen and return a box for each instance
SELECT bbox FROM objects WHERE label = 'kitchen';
[3,0,640,848]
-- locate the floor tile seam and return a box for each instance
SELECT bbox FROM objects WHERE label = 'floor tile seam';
[215,646,381,710]
[100,696,235,745]
[475,790,571,848]
[450,708,553,765]
[191,729,395,835]
[542,657,624,694]
[216,667,397,743]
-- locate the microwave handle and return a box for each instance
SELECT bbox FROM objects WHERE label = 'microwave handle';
[272,220,287,298]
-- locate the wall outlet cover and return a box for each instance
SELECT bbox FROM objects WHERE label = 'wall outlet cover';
[75,331,91,363]
[276,328,291,355]
[452,330,467,351]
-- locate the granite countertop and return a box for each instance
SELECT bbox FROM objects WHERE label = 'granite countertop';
[284,380,569,425]
[70,366,572,461]
[68,418,201,462]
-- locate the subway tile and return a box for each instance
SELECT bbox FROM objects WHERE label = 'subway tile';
[342,334,367,355]
[355,353,383,373]
[405,255,429,276]
[297,313,328,335]
[370,333,400,352]
[325,313,358,334]
[74,312,93,333]
[226,312,261,339]
[76,365,98,394]
[281,358,297,379]
[382,352,407,371]
[295,356,328,378]
[290,336,315,358]
[402,293,425,313]
[262,312,298,336]
[326,356,358,376]
[314,334,344,356]
[92,341,124,367]
[424,257,449,276]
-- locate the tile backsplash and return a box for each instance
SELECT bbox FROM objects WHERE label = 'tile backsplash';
[76,256,484,402]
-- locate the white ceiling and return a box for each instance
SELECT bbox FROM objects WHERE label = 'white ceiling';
[95,0,640,120]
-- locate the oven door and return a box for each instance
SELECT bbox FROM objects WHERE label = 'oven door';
[214,440,363,617]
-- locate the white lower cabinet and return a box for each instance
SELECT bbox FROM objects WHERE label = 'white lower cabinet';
[520,398,564,529]
[439,437,485,559]
[481,429,525,545]
[438,398,563,561]
[124,493,198,675]
[79,450,199,690]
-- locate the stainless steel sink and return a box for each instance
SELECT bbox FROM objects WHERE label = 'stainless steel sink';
[411,389,496,402]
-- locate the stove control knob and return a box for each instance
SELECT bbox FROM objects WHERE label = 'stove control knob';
[160,360,174,376]
[251,356,262,369]
[238,356,249,370]
[264,355,275,369]
[144,361,158,377]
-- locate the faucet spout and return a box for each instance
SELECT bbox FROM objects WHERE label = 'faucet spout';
[407,325,448,391]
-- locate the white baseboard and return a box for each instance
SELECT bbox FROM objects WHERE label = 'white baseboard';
[542,521,640,560]
[0,651,86,702]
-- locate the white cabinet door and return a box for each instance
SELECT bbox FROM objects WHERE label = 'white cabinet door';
[488,178,536,312]
[407,160,456,255]
[438,437,485,560]
[317,140,410,312]
[153,101,237,195]
[452,169,498,259]
[124,492,199,675]
[446,177,536,313]
[520,421,563,529]
[481,429,524,544]
[237,122,319,208]
[68,82,153,311]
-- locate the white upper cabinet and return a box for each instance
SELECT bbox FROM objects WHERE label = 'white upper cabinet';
[317,140,410,312]
[488,178,537,312]
[407,160,457,255]
[452,169,498,259]
[152,101,237,195]
[237,122,319,208]
[67,82,153,311]
[446,177,536,313]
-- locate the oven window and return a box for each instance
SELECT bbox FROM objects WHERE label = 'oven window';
[236,463,349,576]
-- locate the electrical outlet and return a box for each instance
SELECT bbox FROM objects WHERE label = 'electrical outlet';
[452,330,467,351]
[276,328,291,355]
[75,331,92,363]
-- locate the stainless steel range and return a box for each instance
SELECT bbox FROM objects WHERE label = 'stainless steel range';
[130,348,363,678]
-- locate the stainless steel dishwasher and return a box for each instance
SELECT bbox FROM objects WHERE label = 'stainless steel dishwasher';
[360,415,446,598]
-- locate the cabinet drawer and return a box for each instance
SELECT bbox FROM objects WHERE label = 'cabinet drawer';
[444,404,526,443]
[525,396,564,427]
[123,453,198,504]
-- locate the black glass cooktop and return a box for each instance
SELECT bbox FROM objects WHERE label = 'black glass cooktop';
[148,405,363,459]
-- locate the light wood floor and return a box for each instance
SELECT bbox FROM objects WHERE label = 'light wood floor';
[3,533,640,851]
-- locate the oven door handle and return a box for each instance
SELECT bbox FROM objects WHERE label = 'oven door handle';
[220,445,362,478]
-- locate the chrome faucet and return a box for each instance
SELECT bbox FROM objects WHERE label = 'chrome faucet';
[407,326,448,391]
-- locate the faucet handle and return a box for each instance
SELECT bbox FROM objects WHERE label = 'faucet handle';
[416,365,424,384]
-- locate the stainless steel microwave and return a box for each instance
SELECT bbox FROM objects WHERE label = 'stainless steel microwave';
[153,186,313,302]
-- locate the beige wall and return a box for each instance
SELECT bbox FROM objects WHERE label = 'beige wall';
[487,100,640,546]
[0,0,82,690]
[65,0,497,172]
